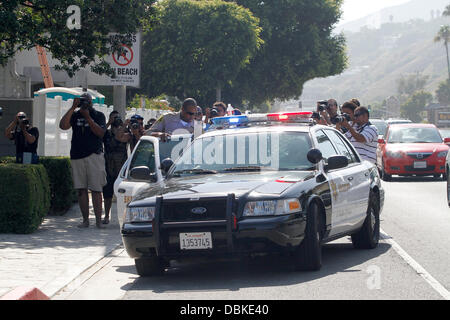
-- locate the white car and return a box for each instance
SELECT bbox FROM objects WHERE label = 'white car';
[114,134,192,227]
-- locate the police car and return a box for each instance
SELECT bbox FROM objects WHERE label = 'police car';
[121,112,384,276]
[114,134,192,226]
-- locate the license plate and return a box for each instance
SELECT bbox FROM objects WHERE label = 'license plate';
[414,161,427,169]
[124,196,132,204]
[180,232,212,250]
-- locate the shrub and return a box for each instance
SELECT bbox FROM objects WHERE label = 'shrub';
[0,156,77,214]
[0,163,51,234]
[39,157,76,214]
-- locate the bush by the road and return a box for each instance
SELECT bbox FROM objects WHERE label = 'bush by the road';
[0,163,51,234]
[0,156,77,215]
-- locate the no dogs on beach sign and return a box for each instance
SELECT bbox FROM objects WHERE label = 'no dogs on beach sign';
[108,32,141,87]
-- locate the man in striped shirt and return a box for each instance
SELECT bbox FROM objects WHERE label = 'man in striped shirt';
[341,106,378,164]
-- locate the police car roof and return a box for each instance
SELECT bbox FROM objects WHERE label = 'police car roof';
[201,123,326,139]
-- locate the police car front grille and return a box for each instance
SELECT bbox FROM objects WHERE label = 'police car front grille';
[161,199,228,222]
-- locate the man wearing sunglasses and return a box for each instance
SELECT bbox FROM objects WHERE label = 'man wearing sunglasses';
[147,98,198,140]
[341,106,378,164]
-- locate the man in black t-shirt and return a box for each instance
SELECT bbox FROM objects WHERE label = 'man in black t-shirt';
[4,112,39,164]
[59,93,107,229]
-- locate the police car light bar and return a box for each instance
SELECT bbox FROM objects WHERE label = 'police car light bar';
[267,112,313,122]
[210,115,249,127]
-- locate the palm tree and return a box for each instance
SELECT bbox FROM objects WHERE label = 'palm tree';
[444,5,450,17]
[435,25,450,80]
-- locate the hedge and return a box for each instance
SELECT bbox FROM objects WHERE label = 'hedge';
[0,156,77,215]
[0,163,51,234]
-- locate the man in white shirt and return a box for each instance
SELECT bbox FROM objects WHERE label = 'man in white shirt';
[341,106,378,164]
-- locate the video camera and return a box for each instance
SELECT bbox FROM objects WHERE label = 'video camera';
[79,94,92,110]
[317,100,328,112]
[330,113,351,125]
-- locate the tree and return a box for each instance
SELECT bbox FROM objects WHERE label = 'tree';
[400,91,433,123]
[141,0,262,106]
[222,0,347,106]
[397,72,429,97]
[436,79,450,106]
[444,4,450,16]
[0,0,157,77]
[434,25,450,80]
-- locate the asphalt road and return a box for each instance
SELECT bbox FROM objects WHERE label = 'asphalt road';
[54,177,450,301]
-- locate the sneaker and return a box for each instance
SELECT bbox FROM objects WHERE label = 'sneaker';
[77,221,89,228]
[102,217,110,224]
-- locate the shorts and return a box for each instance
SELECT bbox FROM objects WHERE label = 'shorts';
[71,153,107,192]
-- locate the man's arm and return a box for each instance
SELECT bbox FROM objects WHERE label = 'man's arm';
[59,99,78,130]
[342,120,366,143]
[5,118,17,139]
[22,126,37,145]
[81,109,106,139]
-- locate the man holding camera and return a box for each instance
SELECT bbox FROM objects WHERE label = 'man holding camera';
[340,106,378,164]
[59,93,107,229]
[5,112,39,164]
[102,111,129,224]
[147,98,198,140]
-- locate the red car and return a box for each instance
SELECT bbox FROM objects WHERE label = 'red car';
[377,123,450,181]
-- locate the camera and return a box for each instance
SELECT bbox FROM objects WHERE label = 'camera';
[210,108,220,118]
[317,100,328,112]
[21,119,30,126]
[330,113,351,125]
[112,117,123,127]
[312,112,321,121]
[130,119,140,130]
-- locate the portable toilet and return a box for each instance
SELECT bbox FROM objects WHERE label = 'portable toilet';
[33,87,105,104]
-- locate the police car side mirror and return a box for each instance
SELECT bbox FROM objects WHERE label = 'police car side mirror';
[130,166,157,182]
[307,149,323,164]
[161,158,174,175]
[326,155,348,171]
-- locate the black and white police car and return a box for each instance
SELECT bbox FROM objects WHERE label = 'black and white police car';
[120,112,384,276]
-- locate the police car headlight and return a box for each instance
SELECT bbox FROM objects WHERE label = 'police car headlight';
[243,199,301,217]
[125,207,155,223]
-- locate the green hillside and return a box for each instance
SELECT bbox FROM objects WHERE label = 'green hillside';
[300,16,450,107]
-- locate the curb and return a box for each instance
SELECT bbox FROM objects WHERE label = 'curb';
[0,287,50,300]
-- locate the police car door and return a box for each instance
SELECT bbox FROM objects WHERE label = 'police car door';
[114,136,163,227]
[324,129,370,232]
[314,129,354,237]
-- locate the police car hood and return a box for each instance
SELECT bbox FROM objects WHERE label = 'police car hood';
[134,171,314,202]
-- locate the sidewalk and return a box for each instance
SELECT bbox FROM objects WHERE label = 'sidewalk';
[0,200,123,298]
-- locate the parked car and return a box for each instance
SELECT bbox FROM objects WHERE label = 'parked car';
[114,134,192,227]
[371,119,388,139]
[377,123,450,181]
[121,113,384,276]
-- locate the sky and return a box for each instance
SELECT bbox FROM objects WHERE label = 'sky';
[338,0,411,25]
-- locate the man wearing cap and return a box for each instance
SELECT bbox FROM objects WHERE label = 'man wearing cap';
[5,111,40,164]
[59,93,107,229]
[147,98,198,140]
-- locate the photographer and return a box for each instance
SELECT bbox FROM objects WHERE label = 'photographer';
[102,111,128,224]
[4,112,39,164]
[59,93,107,229]
[146,98,198,140]
[204,101,227,131]
[335,101,358,133]
[314,101,330,125]
[340,106,378,164]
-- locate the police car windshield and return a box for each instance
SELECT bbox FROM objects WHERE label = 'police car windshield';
[171,131,314,176]
[388,127,443,144]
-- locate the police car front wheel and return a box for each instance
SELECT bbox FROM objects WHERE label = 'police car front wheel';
[351,193,380,249]
[293,202,323,272]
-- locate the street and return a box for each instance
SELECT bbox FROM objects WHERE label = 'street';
[54,177,450,301]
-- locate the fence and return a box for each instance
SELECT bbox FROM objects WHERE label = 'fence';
[32,94,168,157]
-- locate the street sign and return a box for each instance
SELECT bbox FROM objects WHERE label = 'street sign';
[88,32,141,88]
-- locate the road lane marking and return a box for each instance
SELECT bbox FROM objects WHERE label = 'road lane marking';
[380,228,450,300]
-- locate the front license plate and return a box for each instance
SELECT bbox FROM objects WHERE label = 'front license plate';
[414,161,427,169]
[180,232,213,250]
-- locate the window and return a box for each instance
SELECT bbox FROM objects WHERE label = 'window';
[324,130,357,164]
[129,140,156,174]
[315,130,338,164]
